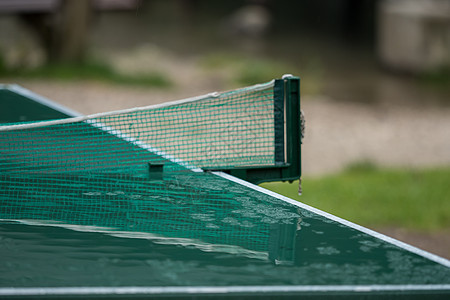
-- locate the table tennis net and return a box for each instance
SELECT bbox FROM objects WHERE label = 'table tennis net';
[0,80,277,174]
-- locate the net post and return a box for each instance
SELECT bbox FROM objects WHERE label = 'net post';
[283,75,302,184]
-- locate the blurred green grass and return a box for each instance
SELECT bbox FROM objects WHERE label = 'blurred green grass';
[420,67,450,91]
[0,57,172,87]
[261,164,450,232]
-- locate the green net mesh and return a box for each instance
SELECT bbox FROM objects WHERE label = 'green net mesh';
[1,81,276,172]
[0,80,299,254]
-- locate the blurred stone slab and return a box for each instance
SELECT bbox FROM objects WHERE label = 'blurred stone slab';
[378,0,450,73]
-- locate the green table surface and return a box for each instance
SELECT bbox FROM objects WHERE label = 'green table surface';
[1,85,449,299]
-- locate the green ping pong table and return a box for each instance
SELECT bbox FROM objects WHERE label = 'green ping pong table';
[0,84,449,299]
